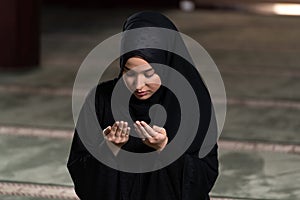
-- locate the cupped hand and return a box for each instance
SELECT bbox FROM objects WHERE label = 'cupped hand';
[103,121,130,148]
[134,121,168,151]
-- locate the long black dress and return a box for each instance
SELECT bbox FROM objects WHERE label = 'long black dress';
[67,11,219,200]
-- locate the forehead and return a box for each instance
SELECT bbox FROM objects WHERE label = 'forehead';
[125,57,153,70]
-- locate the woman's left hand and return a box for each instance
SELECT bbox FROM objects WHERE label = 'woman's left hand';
[134,121,168,151]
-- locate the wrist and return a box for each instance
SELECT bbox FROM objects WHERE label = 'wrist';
[105,140,122,156]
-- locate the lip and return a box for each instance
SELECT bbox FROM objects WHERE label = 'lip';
[135,91,148,97]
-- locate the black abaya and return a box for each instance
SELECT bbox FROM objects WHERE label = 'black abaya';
[67,11,219,200]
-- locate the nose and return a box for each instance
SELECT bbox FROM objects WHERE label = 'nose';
[135,74,145,90]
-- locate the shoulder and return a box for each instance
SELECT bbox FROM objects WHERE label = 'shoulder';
[96,78,118,98]
[93,79,118,113]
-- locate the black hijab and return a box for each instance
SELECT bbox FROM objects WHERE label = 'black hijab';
[116,11,213,155]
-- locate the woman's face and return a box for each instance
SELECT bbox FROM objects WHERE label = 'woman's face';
[122,57,161,100]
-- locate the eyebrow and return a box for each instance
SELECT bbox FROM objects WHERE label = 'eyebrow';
[123,66,154,73]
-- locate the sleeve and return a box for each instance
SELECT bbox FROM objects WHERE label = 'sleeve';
[67,129,91,199]
[66,85,120,199]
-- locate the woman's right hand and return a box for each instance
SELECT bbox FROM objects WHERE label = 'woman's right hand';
[103,121,130,148]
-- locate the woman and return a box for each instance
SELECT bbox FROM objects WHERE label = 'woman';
[67,11,219,200]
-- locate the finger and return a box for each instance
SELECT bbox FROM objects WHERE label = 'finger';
[116,121,123,137]
[120,127,130,143]
[140,121,157,137]
[125,127,130,137]
[103,126,111,136]
[121,122,128,137]
[134,123,146,140]
[153,126,167,141]
[121,127,130,138]
[108,122,119,139]
[153,125,166,135]
[111,121,118,134]
[136,121,152,139]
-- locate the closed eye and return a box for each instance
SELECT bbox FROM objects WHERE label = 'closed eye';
[144,69,155,78]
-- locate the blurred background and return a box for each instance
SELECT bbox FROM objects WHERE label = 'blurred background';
[0,0,300,199]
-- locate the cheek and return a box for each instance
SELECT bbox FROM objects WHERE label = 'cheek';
[123,76,135,91]
[148,75,161,90]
